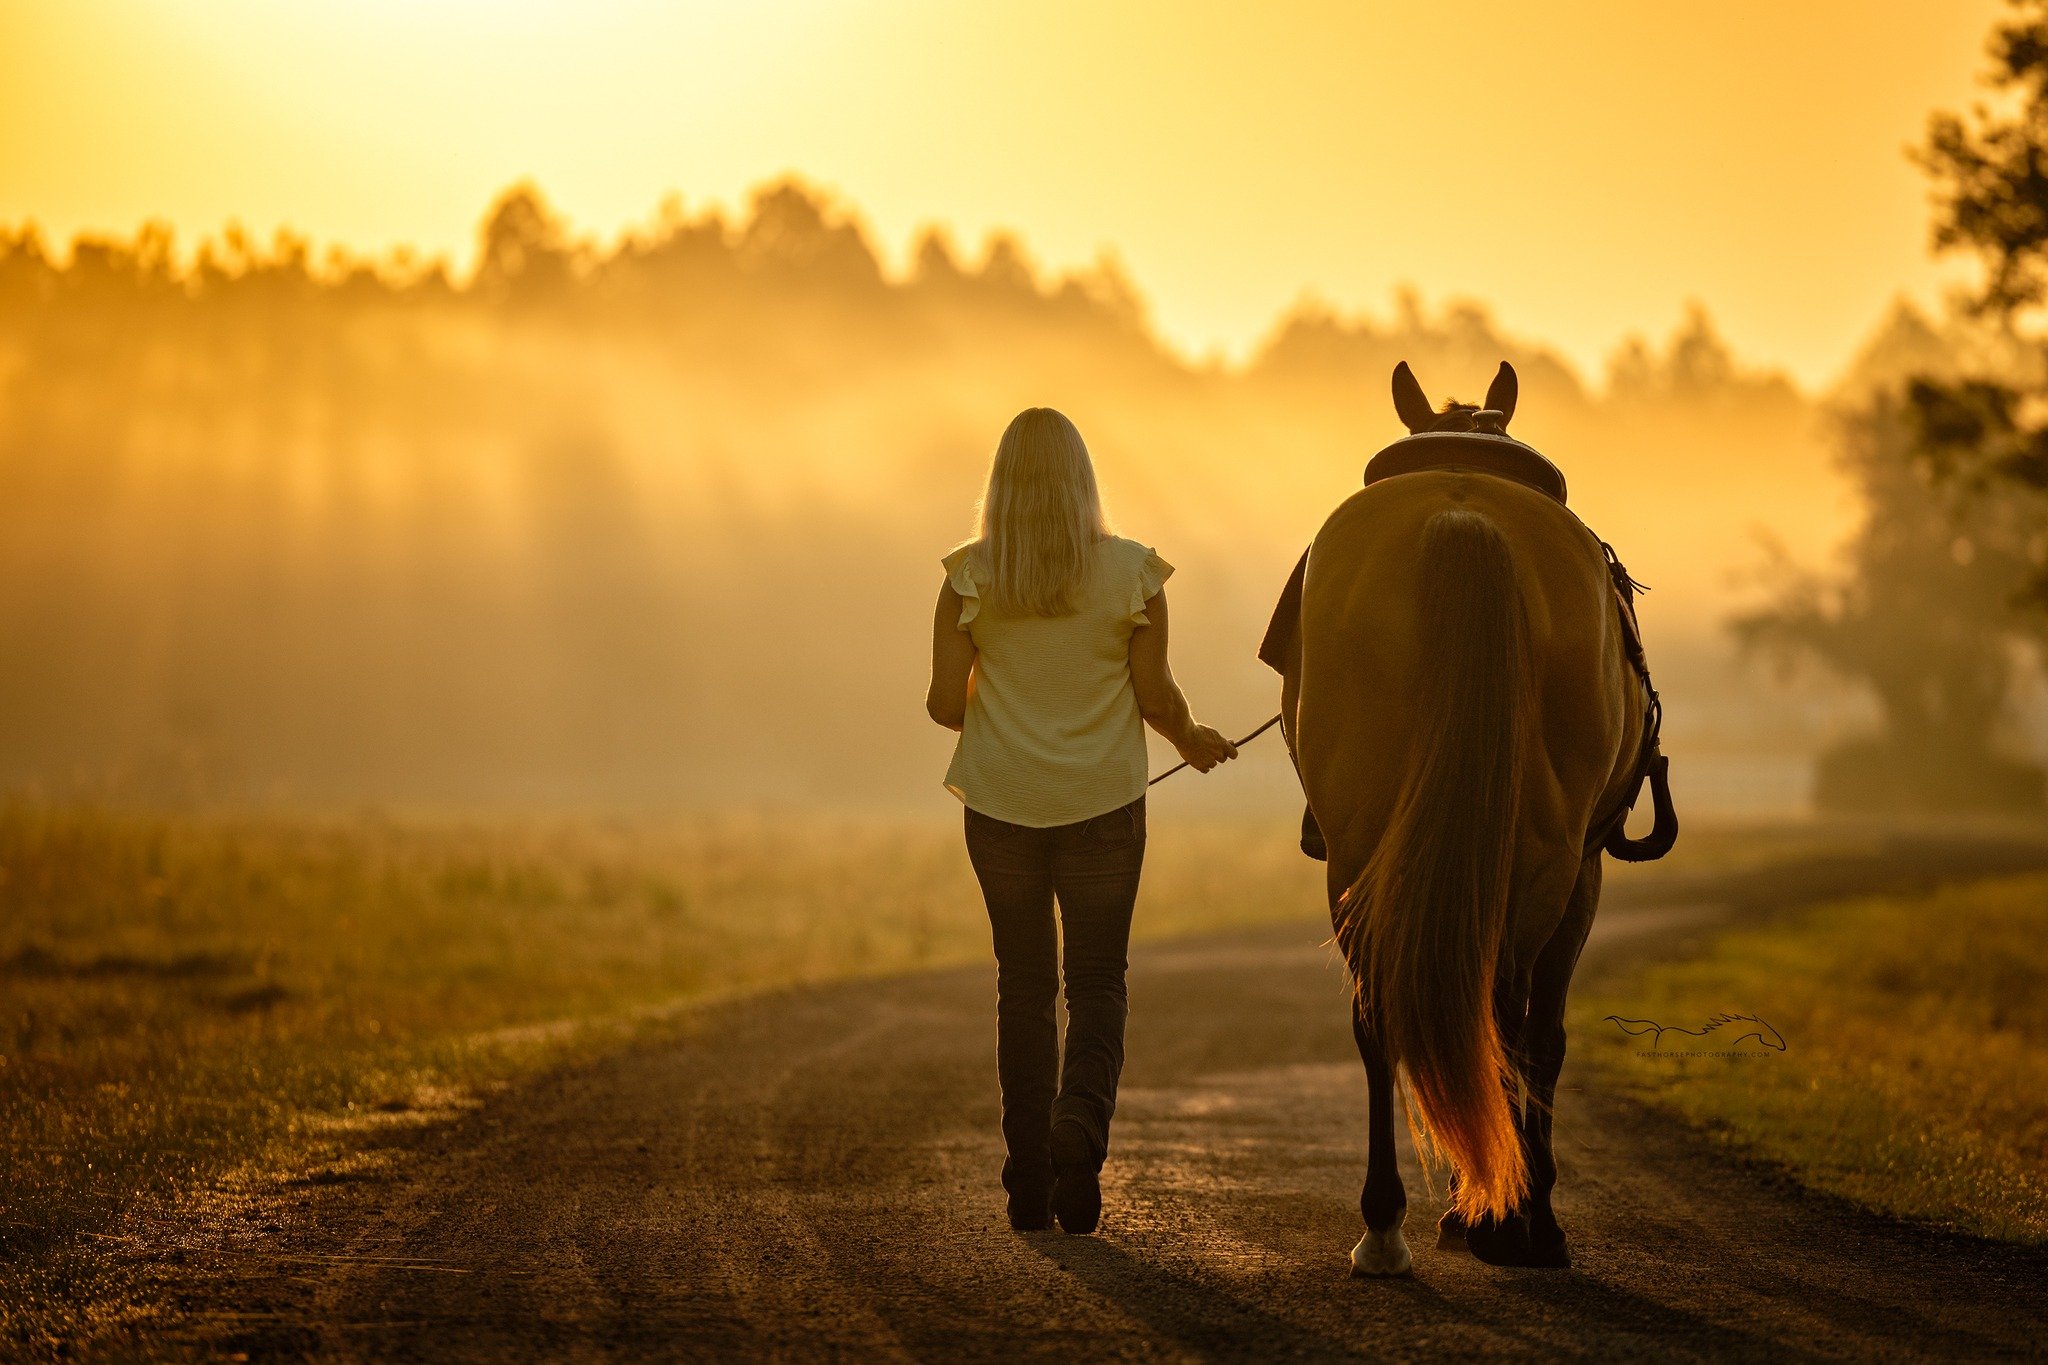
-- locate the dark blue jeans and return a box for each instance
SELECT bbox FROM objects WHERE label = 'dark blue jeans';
[964,797,1146,1200]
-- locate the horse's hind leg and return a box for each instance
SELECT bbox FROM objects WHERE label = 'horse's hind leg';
[1461,967,1536,1266]
[1519,852,1602,1268]
[1349,1003,1412,1277]
[1463,853,1590,1268]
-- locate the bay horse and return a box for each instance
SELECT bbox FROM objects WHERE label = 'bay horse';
[1269,360,1673,1274]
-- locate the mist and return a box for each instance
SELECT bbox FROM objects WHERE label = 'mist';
[0,179,1911,815]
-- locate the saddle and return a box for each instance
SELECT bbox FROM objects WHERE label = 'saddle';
[1361,425,1569,504]
[1260,432,1677,863]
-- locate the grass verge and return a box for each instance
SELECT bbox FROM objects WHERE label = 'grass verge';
[1577,872,2048,1244]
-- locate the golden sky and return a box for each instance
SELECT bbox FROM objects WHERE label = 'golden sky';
[0,0,2006,386]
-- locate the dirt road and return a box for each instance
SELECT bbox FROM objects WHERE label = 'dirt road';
[167,836,2048,1361]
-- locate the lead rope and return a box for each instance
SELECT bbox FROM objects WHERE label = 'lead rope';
[1147,713,1284,786]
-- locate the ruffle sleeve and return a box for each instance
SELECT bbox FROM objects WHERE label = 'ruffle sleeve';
[941,545,983,629]
[1129,545,1174,626]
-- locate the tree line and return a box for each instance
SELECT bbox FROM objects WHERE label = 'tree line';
[0,167,1950,811]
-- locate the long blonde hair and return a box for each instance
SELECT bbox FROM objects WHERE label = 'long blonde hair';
[970,407,1110,616]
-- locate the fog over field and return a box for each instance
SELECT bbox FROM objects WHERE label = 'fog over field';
[0,180,2000,816]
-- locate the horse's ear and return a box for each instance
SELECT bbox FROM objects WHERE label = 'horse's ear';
[1484,361,1518,425]
[1392,361,1434,433]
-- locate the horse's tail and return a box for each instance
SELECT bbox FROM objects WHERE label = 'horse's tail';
[1333,507,1530,1222]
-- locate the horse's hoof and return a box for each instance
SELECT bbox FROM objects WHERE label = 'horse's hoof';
[1465,1212,1534,1267]
[1350,1223,1413,1277]
[1526,1218,1570,1269]
[1435,1210,1469,1253]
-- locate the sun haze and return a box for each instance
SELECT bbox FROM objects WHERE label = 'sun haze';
[0,0,2004,386]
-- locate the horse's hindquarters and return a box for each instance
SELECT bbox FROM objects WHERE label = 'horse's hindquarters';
[1294,471,1637,887]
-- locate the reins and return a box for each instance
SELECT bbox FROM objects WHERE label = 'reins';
[1147,713,1284,786]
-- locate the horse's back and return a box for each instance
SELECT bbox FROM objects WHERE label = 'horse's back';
[1295,472,1637,907]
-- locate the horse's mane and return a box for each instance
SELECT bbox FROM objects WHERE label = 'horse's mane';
[1427,399,1481,432]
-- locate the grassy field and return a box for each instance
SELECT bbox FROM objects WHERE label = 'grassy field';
[1578,872,2048,1244]
[0,802,1326,1348]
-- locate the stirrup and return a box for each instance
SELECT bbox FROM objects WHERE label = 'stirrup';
[1300,805,1327,861]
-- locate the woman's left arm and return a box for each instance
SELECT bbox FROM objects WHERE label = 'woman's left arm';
[926,582,976,731]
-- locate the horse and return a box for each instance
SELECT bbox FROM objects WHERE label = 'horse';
[1270,360,1669,1274]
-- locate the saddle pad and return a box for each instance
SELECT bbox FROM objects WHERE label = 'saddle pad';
[1257,549,1308,675]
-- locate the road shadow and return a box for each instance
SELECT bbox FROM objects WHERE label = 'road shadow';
[1487,1266,1800,1360]
[1027,1234,1377,1360]
[1029,1230,1806,1361]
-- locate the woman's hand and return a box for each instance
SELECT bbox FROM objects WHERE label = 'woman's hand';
[1175,723,1239,773]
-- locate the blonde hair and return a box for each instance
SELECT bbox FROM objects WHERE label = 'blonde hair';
[969,408,1110,616]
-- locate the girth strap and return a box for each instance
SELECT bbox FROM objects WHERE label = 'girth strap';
[1587,541,1677,862]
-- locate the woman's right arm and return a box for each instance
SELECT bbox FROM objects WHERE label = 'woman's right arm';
[1129,588,1238,772]
[926,582,976,731]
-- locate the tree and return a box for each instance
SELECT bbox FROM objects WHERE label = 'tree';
[734,179,882,291]
[1922,0,2048,318]
[1733,394,2044,811]
[1731,0,2048,811]
[474,182,576,300]
[1909,0,2048,609]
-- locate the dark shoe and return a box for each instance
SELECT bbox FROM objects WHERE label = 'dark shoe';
[1050,1123,1101,1235]
[1007,1186,1053,1232]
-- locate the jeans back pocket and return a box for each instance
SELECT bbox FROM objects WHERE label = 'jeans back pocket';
[1084,799,1146,849]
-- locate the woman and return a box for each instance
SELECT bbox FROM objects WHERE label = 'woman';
[925,407,1237,1235]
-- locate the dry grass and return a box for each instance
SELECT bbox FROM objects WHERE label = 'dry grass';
[1579,872,2048,1244]
[0,802,1322,1350]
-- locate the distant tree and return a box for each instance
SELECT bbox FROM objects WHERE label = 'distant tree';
[1604,304,1803,411]
[1732,394,2045,811]
[474,182,576,299]
[910,227,967,287]
[0,225,57,315]
[734,179,882,291]
[976,234,1039,295]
